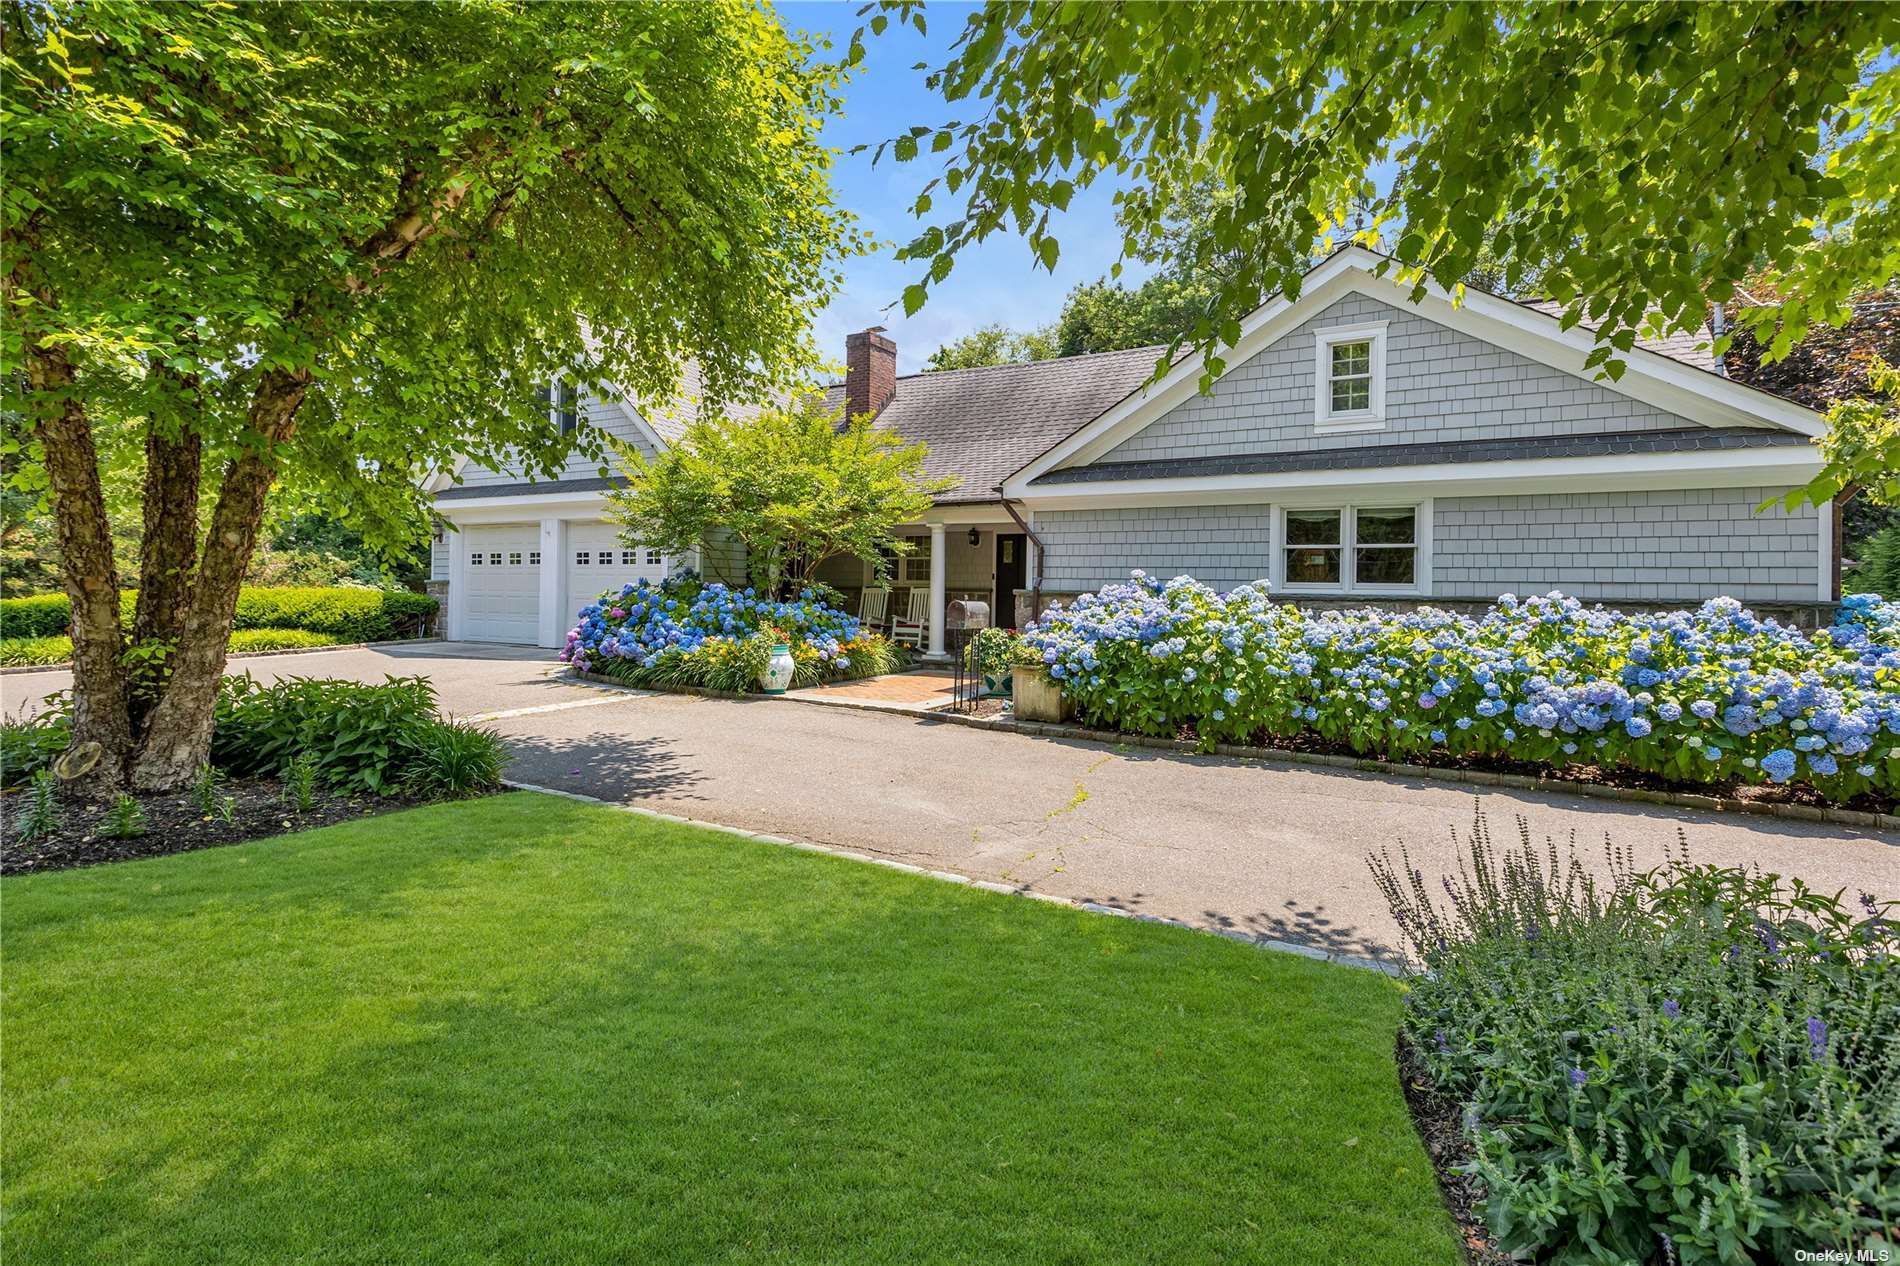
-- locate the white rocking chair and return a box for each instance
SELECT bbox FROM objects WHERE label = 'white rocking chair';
[890,587,930,648]
[858,586,890,632]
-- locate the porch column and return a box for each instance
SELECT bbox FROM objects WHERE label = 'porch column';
[925,521,948,661]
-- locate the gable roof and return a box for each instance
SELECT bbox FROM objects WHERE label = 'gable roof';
[999,246,1825,500]
[823,345,1171,504]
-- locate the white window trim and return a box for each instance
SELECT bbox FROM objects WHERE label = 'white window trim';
[1311,320,1388,431]
[1274,499,1431,597]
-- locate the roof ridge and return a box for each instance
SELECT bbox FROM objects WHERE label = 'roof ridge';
[897,342,1170,383]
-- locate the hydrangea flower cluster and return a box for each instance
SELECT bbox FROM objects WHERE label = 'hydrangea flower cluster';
[1023,572,1900,804]
[560,571,861,678]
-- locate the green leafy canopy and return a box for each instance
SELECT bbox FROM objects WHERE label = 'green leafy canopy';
[1777,356,1900,513]
[870,2,1900,388]
[605,398,951,598]
[3,0,868,553]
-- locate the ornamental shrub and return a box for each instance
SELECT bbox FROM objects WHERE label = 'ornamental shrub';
[561,572,897,691]
[0,636,76,667]
[1,707,70,789]
[1022,572,1900,805]
[0,594,72,638]
[212,674,441,795]
[0,587,436,643]
[231,587,436,640]
[0,628,342,667]
[1370,814,1898,1262]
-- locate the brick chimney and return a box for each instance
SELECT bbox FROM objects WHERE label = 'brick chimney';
[845,326,897,419]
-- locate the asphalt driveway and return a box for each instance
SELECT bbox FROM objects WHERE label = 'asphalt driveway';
[8,643,1897,959]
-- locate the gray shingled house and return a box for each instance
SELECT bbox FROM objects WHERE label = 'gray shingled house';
[427,246,1831,654]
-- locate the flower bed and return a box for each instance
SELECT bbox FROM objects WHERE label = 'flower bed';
[560,571,901,692]
[1022,574,1900,807]
[1371,816,1897,1260]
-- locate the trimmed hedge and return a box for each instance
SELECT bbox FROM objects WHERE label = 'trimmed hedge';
[0,587,436,642]
[0,628,344,668]
[1,595,72,639]
[232,588,436,641]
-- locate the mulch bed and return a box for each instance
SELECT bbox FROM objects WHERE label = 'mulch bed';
[932,696,1011,719]
[1396,1032,1513,1266]
[0,778,460,876]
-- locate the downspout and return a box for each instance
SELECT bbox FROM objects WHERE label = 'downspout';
[1710,302,1729,377]
[995,486,1044,627]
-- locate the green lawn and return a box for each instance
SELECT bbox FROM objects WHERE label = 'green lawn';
[2,793,1459,1265]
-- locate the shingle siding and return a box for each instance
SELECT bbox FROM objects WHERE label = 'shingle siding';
[1092,291,1706,466]
[1033,489,1819,607]
[1432,487,1819,605]
[697,526,748,587]
[454,389,658,489]
[1035,505,1274,592]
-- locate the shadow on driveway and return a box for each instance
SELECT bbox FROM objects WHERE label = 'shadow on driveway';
[503,730,707,804]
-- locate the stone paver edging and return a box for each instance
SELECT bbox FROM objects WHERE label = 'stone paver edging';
[0,635,444,676]
[502,778,1404,976]
[564,668,1900,834]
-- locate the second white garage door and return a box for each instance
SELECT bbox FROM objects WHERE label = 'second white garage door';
[462,524,541,644]
[566,521,668,614]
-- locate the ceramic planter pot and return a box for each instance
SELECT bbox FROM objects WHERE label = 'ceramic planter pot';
[761,644,795,695]
[1012,668,1071,722]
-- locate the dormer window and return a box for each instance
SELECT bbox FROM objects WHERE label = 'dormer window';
[538,381,579,435]
[1312,322,1387,431]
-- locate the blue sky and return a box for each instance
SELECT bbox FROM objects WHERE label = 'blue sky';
[780,2,1150,374]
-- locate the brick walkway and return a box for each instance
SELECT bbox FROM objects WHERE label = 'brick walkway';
[796,669,956,710]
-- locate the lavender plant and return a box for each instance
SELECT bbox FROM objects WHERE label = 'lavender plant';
[1370,813,1898,1263]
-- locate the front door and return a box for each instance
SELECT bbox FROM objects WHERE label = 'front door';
[994,533,1027,628]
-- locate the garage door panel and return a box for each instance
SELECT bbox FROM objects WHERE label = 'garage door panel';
[566,522,667,615]
[463,524,540,644]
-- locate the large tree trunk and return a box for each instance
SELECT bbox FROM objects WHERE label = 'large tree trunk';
[132,369,203,650]
[130,369,308,790]
[26,341,135,791]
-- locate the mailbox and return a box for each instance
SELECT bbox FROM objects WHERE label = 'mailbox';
[946,599,991,630]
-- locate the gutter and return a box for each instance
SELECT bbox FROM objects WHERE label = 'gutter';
[994,487,1045,626]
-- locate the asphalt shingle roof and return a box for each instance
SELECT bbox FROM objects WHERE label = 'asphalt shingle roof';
[1519,299,1720,372]
[1029,426,1804,487]
[603,272,1762,507]
[825,345,1172,504]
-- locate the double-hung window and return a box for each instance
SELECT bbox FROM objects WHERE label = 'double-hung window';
[1312,322,1387,430]
[538,381,579,435]
[1280,505,1422,593]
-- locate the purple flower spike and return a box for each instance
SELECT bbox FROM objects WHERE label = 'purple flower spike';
[1806,1016,1827,1061]
[1663,999,1680,1020]
[1568,1067,1588,1089]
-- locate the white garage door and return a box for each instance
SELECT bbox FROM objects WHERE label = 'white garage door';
[462,524,541,644]
[566,521,668,614]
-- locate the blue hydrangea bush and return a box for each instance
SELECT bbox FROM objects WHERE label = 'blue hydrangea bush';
[1022,575,1900,806]
[560,571,899,691]
[1371,815,1898,1262]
